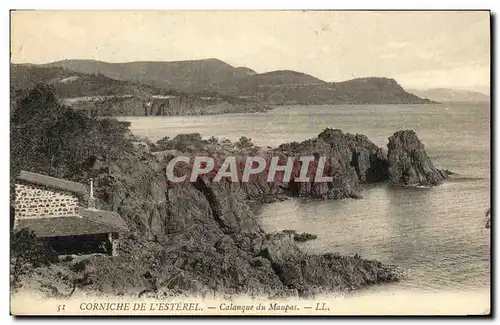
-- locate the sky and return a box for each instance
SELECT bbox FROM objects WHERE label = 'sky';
[10,11,490,93]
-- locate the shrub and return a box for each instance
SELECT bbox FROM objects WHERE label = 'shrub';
[10,228,58,288]
[71,260,88,273]
[235,136,254,149]
[10,84,133,188]
[154,133,207,152]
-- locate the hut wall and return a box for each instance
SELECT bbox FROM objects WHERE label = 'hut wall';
[14,182,79,219]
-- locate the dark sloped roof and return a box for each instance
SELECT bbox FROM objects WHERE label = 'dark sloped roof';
[78,207,128,232]
[15,209,128,238]
[16,216,121,237]
[17,171,88,196]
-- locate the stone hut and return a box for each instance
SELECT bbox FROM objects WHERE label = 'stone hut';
[13,171,128,256]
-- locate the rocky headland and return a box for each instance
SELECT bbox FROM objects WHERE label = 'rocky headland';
[146,127,448,203]
[10,86,448,299]
[63,94,270,117]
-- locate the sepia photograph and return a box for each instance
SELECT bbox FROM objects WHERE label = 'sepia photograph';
[8,10,491,316]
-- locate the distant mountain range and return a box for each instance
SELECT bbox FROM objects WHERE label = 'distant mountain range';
[408,88,490,103]
[35,58,434,105]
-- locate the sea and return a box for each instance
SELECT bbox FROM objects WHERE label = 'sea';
[119,103,491,313]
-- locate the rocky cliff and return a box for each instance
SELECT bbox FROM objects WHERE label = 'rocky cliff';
[148,127,449,202]
[273,129,387,199]
[65,95,270,116]
[237,128,446,198]
[148,129,389,202]
[387,130,449,186]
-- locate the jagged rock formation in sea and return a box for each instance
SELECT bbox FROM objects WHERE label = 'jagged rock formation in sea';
[268,128,388,199]
[149,127,451,202]
[387,130,449,186]
[241,128,445,198]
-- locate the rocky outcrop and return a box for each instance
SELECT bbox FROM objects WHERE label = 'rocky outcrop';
[146,128,391,201]
[387,130,449,186]
[259,231,399,296]
[275,128,389,199]
[316,128,389,183]
[236,128,449,199]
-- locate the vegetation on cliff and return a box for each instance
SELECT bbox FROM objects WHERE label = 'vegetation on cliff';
[10,83,132,186]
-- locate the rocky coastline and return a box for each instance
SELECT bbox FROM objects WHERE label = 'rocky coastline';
[64,95,271,117]
[11,86,450,300]
[16,128,447,299]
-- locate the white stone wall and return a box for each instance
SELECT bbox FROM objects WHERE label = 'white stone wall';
[14,182,80,219]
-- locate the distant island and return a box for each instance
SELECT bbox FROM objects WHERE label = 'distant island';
[11,58,435,116]
[408,88,490,103]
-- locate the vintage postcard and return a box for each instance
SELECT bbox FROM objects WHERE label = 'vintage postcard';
[9,10,491,316]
